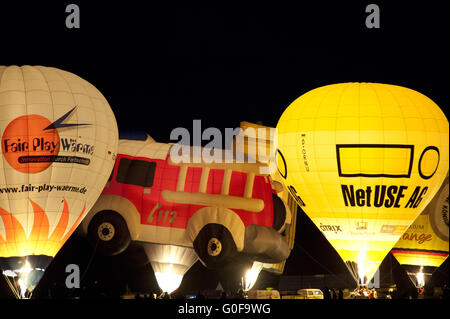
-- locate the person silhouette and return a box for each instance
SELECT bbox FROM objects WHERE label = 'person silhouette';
[338,288,343,300]
[323,287,330,299]
[331,289,336,299]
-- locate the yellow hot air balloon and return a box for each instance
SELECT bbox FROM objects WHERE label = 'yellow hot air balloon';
[0,65,118,298]
[276,83,449,286]
[392,176,448,289]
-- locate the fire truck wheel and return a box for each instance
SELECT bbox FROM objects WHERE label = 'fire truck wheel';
[193,223,237,269]
[88,210,131,256]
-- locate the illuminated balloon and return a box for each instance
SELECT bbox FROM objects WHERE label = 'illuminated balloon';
[262,170,298,274]
[276,83,449,286]
[0,65,118,298]
[392,176,448,289]
[232,121,296,275]
[142,243,198,294]
[79,128,291,297]
[242,261,264,291]
[81,131,290,268]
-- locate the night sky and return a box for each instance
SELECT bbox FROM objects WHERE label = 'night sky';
[0,1,448,299]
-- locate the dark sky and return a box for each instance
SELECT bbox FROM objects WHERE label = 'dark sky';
[0,1,448,298]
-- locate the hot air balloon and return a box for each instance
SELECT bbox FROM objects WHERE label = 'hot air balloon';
[242,261,264,292]
[142,243,198,295]
[0,65,118,298]
[232,121,298,275]
[209,122,296,295]
[392,176,448,291]
[79,129,291,295]
[276,83,449,287]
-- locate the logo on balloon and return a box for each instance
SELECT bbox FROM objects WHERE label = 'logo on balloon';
[2,114,61,173]
[2,107,92,174]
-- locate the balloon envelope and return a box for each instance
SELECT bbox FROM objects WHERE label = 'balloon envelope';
[243,261,264,291]
[276,83,449,285]
[0,65,118,298]
[142,243,198,294]
[392,176,448,288]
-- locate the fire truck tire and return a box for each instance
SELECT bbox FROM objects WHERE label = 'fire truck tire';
[88,210,131,256]
[193,223,237,269]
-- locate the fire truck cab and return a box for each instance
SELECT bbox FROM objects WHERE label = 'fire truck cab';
[80,132,291,269]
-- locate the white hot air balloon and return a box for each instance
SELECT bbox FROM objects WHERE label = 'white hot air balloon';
[0,65,118,298]
[242,261,264,292]
[142,243,198,295]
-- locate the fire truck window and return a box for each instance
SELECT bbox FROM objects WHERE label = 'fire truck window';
[116,158,156,187]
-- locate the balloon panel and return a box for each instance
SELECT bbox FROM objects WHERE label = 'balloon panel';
[392,177,449,268]
[276,83,449,283]
[392,217,448,268]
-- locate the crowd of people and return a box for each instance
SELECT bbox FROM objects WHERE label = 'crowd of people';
[349,286,378,299]
[322,286,379,299]
[132,284,450,300]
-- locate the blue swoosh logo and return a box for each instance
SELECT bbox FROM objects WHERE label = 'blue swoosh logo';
[44,106,90,130]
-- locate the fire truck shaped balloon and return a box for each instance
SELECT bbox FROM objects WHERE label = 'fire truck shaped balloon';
[80,131,291,276]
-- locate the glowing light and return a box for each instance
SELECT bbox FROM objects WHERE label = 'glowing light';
[358,250,367,285]
[2,270,17,277]
[154,264,184,294]
[416,271,425,288]
[143,244,198,295]
[243,262,263,291]
[18,260,33,274]
[1,258,48,299]
[18,278,28,299]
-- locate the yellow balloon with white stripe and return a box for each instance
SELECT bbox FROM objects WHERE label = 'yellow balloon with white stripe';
[276,83,449,285]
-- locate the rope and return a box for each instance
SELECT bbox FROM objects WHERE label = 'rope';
[66,227,101,298]
[3,275,20,299]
